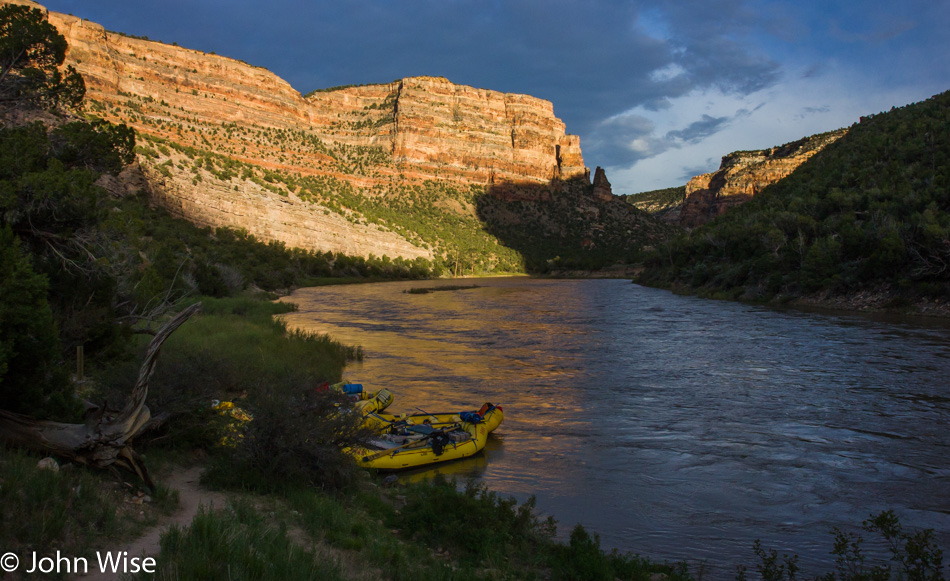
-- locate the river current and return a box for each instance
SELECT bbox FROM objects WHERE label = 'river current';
[279,277,950,577]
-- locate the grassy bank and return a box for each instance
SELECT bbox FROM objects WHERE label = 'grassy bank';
[129,474,692,581]
[0,449,179,576]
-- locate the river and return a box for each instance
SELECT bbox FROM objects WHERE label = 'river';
[279,277,950,577]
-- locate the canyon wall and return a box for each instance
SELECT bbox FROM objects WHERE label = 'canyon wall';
[679,129,847,228]
[9,0,591,259]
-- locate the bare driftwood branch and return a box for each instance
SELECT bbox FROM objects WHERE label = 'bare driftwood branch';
[0,302,201,489]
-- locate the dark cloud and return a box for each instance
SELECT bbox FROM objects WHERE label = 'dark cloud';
[799,105,831,119]
[586,103,759,168]
[665,114,731,144]
[586,114,662,167]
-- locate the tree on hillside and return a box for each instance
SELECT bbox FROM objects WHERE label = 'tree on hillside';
[0,119,138,362]
[0,4,84,111]
[0,226,70,418]
[0,4,137,417]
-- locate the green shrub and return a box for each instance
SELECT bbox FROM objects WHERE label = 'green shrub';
[393,475,555,567]
[0,449,175,560]
[206,381,369,493]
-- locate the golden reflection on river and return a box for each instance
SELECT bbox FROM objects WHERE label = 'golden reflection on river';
[280,278,592,498]
[278,277,950,577]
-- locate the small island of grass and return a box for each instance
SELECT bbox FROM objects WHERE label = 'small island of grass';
[404,284,482,294]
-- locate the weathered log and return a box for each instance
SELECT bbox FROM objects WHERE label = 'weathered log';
[0,303,201,488]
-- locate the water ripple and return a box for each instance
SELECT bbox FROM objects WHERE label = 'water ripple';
[280,278,950,575]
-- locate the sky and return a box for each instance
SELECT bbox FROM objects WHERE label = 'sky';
[40,0,950,194]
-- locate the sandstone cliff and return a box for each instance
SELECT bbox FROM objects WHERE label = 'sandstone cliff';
[11,0,592,260]
[678,129,847,228]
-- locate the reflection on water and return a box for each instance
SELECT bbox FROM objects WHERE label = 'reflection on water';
[279,278,950,576]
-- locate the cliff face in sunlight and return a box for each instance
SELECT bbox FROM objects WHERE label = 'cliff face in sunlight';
[14,0,591,259]
[679,129,847,228]
[47,9,588,185]
[306,77,588,185]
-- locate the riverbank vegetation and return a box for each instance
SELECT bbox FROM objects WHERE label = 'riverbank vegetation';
[636,90,950,308]
[3,438,946,581]
[134,475,696,581]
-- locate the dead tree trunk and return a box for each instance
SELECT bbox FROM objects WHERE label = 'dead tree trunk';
[0,303,201,489]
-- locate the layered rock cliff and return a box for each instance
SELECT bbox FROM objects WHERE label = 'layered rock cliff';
[305,77,588,185]
[678,129,847,228]
[0,0,597,260]
[11,0,593,260]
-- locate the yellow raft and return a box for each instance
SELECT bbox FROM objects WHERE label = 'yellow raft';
[363,403,503,434]
[352,388,394,414]
[350,421,489,471]
[320,382,394,414]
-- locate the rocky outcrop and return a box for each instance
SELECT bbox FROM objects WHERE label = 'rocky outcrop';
[678,129,847,228]
[10,0,591,259]
[591,167,613,202]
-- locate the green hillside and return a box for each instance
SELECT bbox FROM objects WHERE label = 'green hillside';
[636,90,950,304]
[625,186,686,222]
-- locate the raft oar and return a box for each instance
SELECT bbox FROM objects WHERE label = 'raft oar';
[415,407,441,423]
[361,431,440,462]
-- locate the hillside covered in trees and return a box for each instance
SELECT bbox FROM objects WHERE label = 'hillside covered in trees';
[636,90,950,308]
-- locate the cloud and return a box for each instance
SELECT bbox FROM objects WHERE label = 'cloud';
[586,104,746,167]
[797,105,830,120]
[665,114,731,144]
[827,18,917,45]
[585,114,664,167]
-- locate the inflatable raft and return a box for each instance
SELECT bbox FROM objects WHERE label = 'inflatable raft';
[352,388,394,414]
[364,403,503,434]
[318,383,394,414]
[350,421,489,471]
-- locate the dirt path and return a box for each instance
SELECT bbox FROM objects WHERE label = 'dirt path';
[78,465,227,580]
